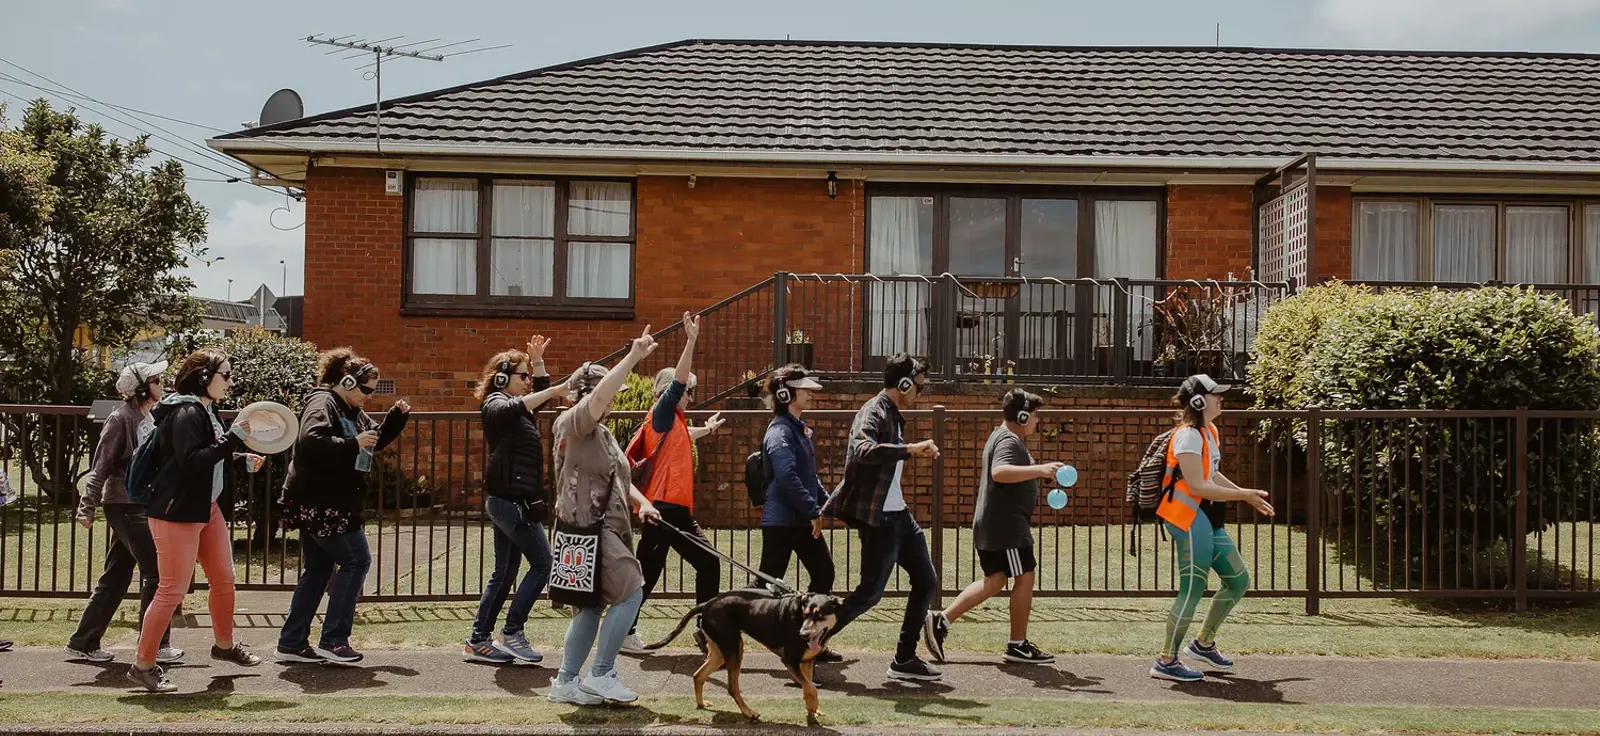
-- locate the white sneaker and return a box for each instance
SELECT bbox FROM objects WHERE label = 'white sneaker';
[618,633,649,655]
[65,646,115,663]
[547,677,603,706]
[580,670,639,703]
[156,646,186,664]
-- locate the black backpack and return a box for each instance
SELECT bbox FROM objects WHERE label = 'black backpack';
[744,450,770,507]
[125,422,164,505]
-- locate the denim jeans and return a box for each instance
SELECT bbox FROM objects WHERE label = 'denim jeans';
[831,510,938,661]
[70,504,171,652]
[279,528,371,650]
[558,586,644,682]
[469,496,553,643]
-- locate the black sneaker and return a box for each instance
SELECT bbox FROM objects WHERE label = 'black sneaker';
[887,655,942,681]
[815,649,844,664]
[315,644,364,664]
[1003,640,1055,664]
[211,643,262,667]
[922,610,950,663]
[274,645,325,664]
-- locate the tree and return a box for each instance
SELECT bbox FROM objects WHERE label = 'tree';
[0,99,207,503]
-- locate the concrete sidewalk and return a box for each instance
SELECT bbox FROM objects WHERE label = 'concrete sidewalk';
[3,630,1599,711]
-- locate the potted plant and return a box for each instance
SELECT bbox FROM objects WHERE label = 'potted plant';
[786,330,814,369]
[1152,340,1180,378]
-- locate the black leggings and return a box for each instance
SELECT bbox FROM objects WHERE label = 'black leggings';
[758,525,835,594]
[632,502,720,634]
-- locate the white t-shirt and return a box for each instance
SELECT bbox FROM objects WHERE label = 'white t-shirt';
[883,422,907,512]
[1172,425,1220,479]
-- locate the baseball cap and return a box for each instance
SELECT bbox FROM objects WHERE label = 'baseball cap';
[115,361,168,397]
[1177,374,1231,403]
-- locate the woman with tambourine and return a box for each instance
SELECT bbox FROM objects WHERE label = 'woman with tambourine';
[276,348,411,665]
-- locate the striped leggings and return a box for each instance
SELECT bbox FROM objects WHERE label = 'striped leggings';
[1161,512,1250,660]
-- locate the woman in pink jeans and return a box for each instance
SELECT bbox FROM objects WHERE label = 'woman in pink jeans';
[126,349,265,692]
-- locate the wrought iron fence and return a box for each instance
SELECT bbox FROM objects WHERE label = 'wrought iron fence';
[3,405,1595,612]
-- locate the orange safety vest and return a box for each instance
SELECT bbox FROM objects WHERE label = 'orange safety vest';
[638,406,696,511]
[1155,423,1218,532]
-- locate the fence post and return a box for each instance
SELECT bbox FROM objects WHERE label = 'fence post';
[1513,406,1529,613]
[773,271,790,370]
[1111,278,1130,383]
[1305,409,1323,616]
[930,404,946,606]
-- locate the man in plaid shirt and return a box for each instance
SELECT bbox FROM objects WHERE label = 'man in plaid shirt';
[821,354,943,681]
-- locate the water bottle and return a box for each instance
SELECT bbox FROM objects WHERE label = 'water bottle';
[355,447,374,473]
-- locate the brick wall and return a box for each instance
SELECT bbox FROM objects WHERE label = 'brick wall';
[301,167,862,411]
[1165,185,1255,280]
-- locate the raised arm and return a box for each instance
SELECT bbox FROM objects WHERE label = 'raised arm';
[586,325,658,423]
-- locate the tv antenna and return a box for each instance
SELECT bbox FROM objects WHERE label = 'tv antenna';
[303,34,509,153]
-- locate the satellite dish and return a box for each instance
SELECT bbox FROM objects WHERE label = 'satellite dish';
[258,89,304,127]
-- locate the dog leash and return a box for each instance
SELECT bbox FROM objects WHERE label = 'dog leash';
[650,517,798,595]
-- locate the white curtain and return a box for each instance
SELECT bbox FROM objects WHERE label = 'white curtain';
[1586,206,1600,284]
[412,239,476,295]
[1095,200,1160,361]
[568,242,630,299]
[868,197,933,357]
[1432,205,1496,282]
[568,182,631,236]
[412,178,477,233]
[491,181,555,296]
[1354,201,1419,281]
[1505,206,1569,284]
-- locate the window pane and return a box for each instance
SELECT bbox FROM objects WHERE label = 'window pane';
[413,178,477,233]
[1505,205,1569,284]
[867,196,934,358]
[492,238,554,297]
[1587,205,1600,283]
[1018,199,1078,361]
[567,241,631,298]
[1432,204,1496,282]
[1354,201,1419,281]
[568,182,632,237]
[1094,200,1161,361]
[493,181,555,238]
[412,238,476,295]
[948,197,1007,275]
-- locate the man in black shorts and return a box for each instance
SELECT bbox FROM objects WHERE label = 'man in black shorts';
[923,389,1060,664]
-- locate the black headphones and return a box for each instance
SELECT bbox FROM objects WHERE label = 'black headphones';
[196,358,217,390]
[491,358,514,390]
[339,362,376,391]
[774,379,794,405]
[571,362,594,399]
[1014,408,1032,425]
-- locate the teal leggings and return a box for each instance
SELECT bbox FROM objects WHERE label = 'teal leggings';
[1161,512,1250,660]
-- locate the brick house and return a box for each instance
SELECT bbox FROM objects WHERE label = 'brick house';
[211,40,1600,412]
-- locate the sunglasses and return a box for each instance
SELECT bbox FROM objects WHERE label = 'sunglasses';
[511,371,532,381]
[356,383,377,395]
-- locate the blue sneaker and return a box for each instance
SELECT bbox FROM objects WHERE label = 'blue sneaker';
[1149,657,1204,682]
[1185,639,1234,671]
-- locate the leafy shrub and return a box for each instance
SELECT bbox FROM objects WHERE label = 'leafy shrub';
[193,327,319,411]
[1253,284,1600,585]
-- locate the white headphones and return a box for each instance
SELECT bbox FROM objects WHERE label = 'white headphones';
[1014,409,1031,425]
[774,382,794,405]
[339,363,375,391]
[897,375,915,393]
[1190,392,1207,411]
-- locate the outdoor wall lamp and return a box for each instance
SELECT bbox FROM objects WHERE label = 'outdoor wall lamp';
[826,171,838,199]
[688,174,697,189]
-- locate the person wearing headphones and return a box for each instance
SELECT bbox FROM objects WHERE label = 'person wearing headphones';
[620,311,726,655]
[821,353,943,681]
[464,336,569,665]
[755,364,836,606]
[67,361,182,665]
[1149,374,1274,682]
[276,348,411,665]
[128,349,266,693]
[923,389,1059,665]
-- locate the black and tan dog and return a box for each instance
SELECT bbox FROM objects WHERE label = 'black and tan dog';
[645,588,840,721]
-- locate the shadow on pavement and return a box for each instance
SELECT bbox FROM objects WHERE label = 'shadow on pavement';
[492,662,553,696]
[959,660,1114,694]
[275,663,420,694]
[1168,673,1310,704]
[115,673,296,713]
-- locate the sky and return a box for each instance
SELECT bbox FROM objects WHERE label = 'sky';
[4,0,1600,301]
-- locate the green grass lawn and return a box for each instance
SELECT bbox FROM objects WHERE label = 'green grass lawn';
[0,692,1597,734]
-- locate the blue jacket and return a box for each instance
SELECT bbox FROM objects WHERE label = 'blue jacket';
[760,412,826,528]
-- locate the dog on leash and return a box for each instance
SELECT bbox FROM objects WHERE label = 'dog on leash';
[645,587,841,721]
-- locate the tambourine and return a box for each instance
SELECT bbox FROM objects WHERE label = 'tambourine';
[234,401,299,455]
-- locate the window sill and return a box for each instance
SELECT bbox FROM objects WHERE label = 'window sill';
[399,303,635,320]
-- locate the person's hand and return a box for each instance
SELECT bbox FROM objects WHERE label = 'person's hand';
[245,454,266,473]
[638,500,662,525]
[909,440,940,458]
[682,311,701,342]
[549,381,571,401]
[394,399,411,414]
[810,516,826,539]
[628,325,658,360]
[702,412,725,433]
[1245,489,1275,517]
[527,334,551,363]
[77,515,94,530]
[234,416,253,435]
[1040,461,1066,480]
[356,430,379,449]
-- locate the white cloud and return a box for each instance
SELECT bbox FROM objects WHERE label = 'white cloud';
[1313,0,1600,45]
[181,198,304,302]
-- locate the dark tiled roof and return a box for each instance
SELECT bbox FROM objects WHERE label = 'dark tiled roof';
[218,40,1600,164]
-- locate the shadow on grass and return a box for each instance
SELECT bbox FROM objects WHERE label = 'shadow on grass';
[115,674,296,714]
